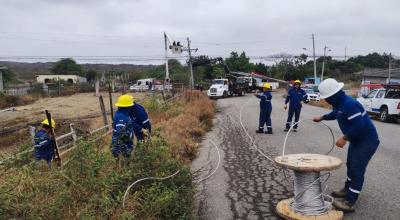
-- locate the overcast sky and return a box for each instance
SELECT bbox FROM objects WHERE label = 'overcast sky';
[0,0,399,64]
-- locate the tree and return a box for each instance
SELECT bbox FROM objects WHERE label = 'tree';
[85,70,98,82]
[50,58,83,75]
[1,68,16,86]
[225,51,252,72]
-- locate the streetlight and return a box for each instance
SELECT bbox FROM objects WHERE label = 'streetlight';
[321,46,331,81]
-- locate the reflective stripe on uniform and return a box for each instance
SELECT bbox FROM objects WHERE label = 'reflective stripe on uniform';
[347,112,362,120]
[362,111,367,116]
[115,124,126,127]
[142,119,149,124]
[347,176,351,181]
[349,187,361,194]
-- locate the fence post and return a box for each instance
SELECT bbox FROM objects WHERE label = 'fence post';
[29,126,36,144]
[99,95,109,131]
[70,123,77,145]
[95,79,100,97]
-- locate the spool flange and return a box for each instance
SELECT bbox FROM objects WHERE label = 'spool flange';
[274,153,343,220]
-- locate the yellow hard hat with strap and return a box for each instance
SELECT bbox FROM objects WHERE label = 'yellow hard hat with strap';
[115,94,134,107]
[41,118,56,128]
[294,80,301,84]
[263,83,271,89]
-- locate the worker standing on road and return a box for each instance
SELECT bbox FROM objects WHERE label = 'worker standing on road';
[284,80,308,132]
[255,83,273,134]
[313,78,380,212]
[111,95,135,159]
[34,119,56,167]
[128,99,152,142]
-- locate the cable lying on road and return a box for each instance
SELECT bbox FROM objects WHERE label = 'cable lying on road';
[194,139,221,183]
[239,97,277,164]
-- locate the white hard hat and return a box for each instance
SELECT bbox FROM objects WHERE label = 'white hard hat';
[318,78,344,99]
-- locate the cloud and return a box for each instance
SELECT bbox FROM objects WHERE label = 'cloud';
[0,0,399,63]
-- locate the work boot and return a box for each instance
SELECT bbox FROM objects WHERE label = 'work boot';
[256,129,264,133]
[332,187,347,198]
[332,200,355,213]
[265,129,273,134]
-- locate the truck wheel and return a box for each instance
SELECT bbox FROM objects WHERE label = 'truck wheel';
[223,91,228,98]
[379,107,390,122]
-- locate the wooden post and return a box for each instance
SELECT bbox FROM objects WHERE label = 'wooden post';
[108,87,114,123]
[70,123,77,145]
[99,95,109,131]
[29,126,36,144]
[95,79,100,97]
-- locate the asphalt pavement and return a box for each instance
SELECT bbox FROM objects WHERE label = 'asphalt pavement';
[191,92,400,220]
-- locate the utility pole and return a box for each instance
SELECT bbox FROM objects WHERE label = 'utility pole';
[312,33,317,84]
[345,46,347,60]
[164,32,170,83]
[388,53,392,84]
[321,46,330,81]
[0,69,4,93]
[187,37,194,89]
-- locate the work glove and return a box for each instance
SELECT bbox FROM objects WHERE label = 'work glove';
[284,105,287,110]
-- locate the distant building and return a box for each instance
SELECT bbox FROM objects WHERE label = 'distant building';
[361,68,400,84]
[36,75,87,84]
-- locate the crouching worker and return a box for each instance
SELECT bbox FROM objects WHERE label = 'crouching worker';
[111,94,135,159]
[255,83,273,134]
[34,119,56,167]
[128,99,151,142]
[313,78,380,212]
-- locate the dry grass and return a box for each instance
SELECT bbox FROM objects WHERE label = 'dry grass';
[147,91,215,162]
[0,91,214,219]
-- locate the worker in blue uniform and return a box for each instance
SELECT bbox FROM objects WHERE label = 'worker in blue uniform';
[111,94,135,158]
[313,78,380,212]
[34,118,56,167]
[284,80,308,132]
[255,83,273,134]
[128,101,151,141]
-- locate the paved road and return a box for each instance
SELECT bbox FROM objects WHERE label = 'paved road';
[191,92,400,220]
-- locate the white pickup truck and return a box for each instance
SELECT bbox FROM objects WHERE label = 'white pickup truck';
[357,85,400,122]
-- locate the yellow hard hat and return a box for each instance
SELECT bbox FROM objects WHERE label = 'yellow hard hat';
[115,94,134,107]
[294,80,301,84]
[263,83,271,89]
[41,118,56,128]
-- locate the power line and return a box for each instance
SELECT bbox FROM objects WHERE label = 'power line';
[0,36,161,48]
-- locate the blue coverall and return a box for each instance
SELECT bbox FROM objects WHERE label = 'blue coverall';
[323,90,379,204]
[111,108,134,158]
[34,129,54,165]
[129,103,151,141]
[285,87,308,129]
[256,91,273,133]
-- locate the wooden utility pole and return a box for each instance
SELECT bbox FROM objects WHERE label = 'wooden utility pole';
[99,95,109,131]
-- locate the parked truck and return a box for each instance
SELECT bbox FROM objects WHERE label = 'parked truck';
[207,77,247,98]
[206,58,249,98]
[357,84,400,122]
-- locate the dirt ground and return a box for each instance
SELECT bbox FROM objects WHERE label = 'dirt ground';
[0,92,147,155]
[0,92,146,127]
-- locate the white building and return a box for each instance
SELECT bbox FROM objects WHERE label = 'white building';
[36,75,87,84]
